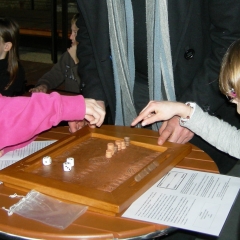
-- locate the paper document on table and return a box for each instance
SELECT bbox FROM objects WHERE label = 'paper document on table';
[0,141,56,170]
[122,167,240,236]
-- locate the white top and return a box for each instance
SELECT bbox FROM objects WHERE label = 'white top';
[180,103,240,159]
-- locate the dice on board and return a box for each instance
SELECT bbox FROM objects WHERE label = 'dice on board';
[66,157,74,167]
[63,162,72,171]
[42,156,52,166]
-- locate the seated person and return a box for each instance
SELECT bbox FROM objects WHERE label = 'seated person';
[0,17,26,96]
[29,13,80,93]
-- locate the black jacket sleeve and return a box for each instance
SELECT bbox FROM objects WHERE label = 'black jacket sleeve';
[76,6,108,103]
[178,0,240,114]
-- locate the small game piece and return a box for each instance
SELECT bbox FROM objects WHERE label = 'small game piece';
[66,157,74,167]
[107,143,114,149]
[107,142,115,155]
[147,163,156,171]
[153,161,160,167]
[115,140,122,150]
[115,140,121,145]
[63,162,72,171]
[121,141,126,149]
[106,150,112,158]
[124,137,130,146]
[42,156,52,166]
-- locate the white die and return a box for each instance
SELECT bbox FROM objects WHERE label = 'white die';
[66,157,74,167]
[42,156,52,165]
[63,162,72,171]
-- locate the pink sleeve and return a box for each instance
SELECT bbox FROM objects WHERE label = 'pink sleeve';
[0,92,85,154]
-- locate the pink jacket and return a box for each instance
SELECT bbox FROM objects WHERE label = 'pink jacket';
[0,92,85,154]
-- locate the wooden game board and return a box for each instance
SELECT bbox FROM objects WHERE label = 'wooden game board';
[0,126,191,216]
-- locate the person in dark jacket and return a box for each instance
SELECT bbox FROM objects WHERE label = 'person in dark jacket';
[71,2,240,239]
[29,13,80,94]
[72,0,240,176]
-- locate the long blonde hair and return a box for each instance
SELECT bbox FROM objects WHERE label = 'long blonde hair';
[219,39,240,97]
[0,17,20,90]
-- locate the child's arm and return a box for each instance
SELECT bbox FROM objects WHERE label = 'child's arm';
[132,101,240,159]
[131,101,191,127]
[29,84,48,93]
[0,92,105,154]
[29,52,70,92]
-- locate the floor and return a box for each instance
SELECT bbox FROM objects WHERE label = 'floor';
[19,47,61,89]
[20,46,54,64]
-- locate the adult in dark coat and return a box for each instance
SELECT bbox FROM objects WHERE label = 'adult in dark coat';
[74,0,240,175]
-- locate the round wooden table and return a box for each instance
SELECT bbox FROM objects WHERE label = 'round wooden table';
[0,125,219,239]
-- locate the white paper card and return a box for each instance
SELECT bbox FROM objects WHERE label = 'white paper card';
[122,167,240,236]
[0,141,56,170]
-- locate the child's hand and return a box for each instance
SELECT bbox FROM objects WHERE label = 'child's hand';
[131,101,189,127]
[68,101,105,133]
[84,99,105,127]
[0,150,3,157]
[67,45,79,64]
[68,120,86,133]
[29,84,48,93]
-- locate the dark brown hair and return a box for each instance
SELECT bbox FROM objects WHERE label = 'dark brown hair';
[0,17,20,90]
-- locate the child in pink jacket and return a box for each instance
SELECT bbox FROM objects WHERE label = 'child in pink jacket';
[0,92,105,156]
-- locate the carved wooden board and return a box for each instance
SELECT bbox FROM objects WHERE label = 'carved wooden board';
[0,127,191,216]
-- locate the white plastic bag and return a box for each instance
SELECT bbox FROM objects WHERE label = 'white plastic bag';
[2,190,88,229]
